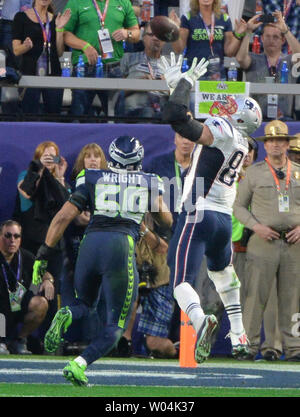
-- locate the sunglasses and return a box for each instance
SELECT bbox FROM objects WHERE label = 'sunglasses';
[4,232,21,239]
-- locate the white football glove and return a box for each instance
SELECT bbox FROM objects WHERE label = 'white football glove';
[182,57,209,87]
[159,52,183,93]
[160,53,209,93]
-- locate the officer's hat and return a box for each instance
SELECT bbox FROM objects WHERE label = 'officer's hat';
[289,134,300,153]
[256,120,297,141]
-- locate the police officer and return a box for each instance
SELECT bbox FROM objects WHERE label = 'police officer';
[233,120,300,361]
[232,135,282,361]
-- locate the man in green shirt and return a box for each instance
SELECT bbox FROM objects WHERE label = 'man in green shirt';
[62,0,140,116]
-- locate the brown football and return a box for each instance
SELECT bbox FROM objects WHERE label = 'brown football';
[150,15,180,42]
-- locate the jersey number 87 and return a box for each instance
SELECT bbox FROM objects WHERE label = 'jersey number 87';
[218,150,244,187]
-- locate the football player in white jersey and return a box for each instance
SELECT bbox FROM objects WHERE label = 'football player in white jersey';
[160,53,262,363]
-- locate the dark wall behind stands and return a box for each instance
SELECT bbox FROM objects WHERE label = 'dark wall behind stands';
[0,121,299,222]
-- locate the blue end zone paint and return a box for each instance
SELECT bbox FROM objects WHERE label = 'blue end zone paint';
[1,359,300,389]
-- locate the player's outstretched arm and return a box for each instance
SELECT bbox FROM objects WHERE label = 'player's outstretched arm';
[162,56,212,145]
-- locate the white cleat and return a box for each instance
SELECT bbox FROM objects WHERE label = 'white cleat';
[227,330,249,359]
[195,315,218,364]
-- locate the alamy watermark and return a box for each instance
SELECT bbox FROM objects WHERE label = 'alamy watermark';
[292,53,300,78]
[94,173,205,224]
[291,313,300,337]
[0,313,5,337]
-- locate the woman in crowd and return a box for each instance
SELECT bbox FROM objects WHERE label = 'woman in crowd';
[16,140,69,255]
[12,0,71,114]
[14,140,70,350]
[169,0,246,80]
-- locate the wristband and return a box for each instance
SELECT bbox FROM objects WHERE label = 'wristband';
[140,227,149,238]
[36,243,56,261]
[43,276,55,284]
[152,235,161,250]
[281,27,290,35]
[55,27,65,32]
[233,31,245,40]
[82,42,91,52]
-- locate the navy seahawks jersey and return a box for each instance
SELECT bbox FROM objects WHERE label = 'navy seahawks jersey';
[69,168,164,240]
[181,116,249,215]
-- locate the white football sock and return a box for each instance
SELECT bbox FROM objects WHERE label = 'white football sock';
[221,289,244,335]
[207,266,244,335]
[74,356,87,368]
[174,282,205,333]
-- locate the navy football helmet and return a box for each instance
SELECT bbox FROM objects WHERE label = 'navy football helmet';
[109,135,144,171]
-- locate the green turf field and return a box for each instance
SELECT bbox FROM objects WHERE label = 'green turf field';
[1,355,300,397]
[1,383,300,397]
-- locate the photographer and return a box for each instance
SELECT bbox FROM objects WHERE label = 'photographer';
[263,0,300,45]
[236,10,300,121]
[0,220,54,354]
[135,216,178,359]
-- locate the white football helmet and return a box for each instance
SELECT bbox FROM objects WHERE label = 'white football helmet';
[209,96,262,135]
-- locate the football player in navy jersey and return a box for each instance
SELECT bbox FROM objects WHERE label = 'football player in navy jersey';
[32,135,172,386]
[160,53,262,363]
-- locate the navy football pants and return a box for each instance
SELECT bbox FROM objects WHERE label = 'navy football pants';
[69,231,138,365]
[168,210,233,291]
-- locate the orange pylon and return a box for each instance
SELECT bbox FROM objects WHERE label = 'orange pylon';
[179,310,197,368]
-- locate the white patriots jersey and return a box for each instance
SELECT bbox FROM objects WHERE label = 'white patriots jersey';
[181,116,249,215]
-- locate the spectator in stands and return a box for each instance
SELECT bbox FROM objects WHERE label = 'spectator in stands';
[14,140,70,348]
[12,0,71,115]
[16,140,70,258]
[263,0,300,47]
[0,220,54,355]
[0,1,32,114]
[233,120,300,361]
[232,136,282,361]
[169,0,247,80]
[119,21,168,120]
[236,11,300,121]
[288,134,300,164]
[62,0,140,118]
[0,1,32,52]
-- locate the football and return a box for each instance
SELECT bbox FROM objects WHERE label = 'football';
[150,15,180,42]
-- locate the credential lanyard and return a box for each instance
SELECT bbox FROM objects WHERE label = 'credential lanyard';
[33,8,51,45]
[174,156,182,191]
[200,12,215,56]
[265,55,282,77]
[265,157,291,194]
[1,251,21,292]
[283,0,293,19]
[92,0,110,28]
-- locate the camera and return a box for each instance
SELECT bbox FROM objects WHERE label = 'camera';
[138,261,157,294]
[52,155,61,164]
[259,14,275,23]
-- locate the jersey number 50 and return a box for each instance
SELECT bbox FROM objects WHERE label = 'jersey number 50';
[95,183,149,223]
